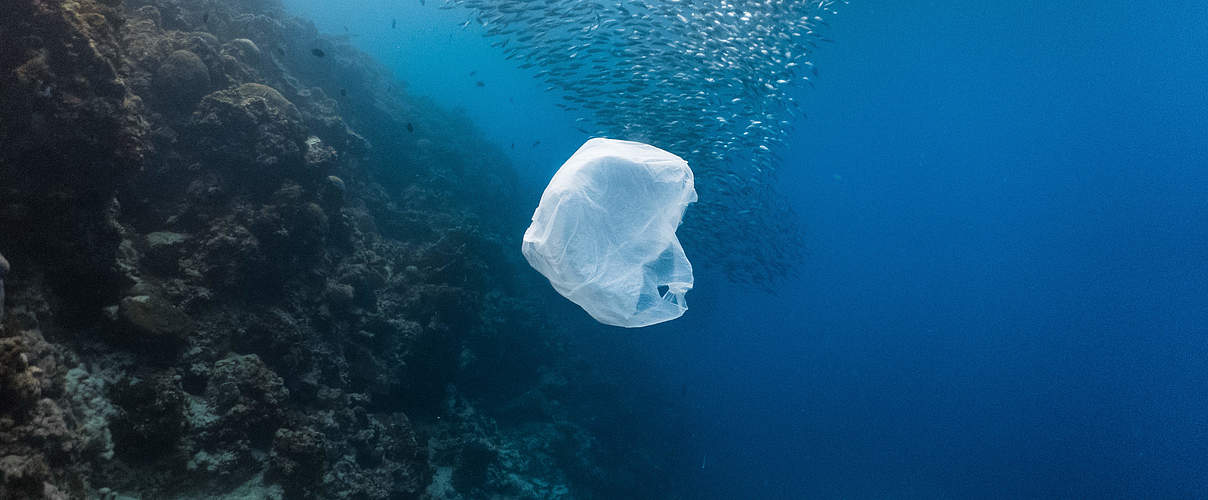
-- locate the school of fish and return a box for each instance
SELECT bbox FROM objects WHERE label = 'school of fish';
[446,0,846,286]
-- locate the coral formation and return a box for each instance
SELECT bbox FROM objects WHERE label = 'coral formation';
[0,0,683,498]
[154,49,212,110]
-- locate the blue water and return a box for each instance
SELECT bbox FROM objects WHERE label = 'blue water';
[287,1,1207,497]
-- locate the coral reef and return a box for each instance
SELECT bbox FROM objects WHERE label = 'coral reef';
[0,0,679,498]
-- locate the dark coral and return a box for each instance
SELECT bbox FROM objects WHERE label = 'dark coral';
[0,338,42,414]
[188,83,309,195]
[0,0,147,323]
[108,373,187,463]
[204,354,288,447]
[115,294,193,350]
[154,49,212,110]
[0,0,682,498]
[267,426,325,497]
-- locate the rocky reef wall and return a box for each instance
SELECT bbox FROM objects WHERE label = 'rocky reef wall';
[0,0,678,498]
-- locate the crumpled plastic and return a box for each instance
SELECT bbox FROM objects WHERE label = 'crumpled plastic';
[522,138,697,328]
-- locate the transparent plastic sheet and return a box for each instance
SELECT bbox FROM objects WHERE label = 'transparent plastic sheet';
[522,138,697,328]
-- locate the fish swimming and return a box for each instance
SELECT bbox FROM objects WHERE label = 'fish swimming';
[311,48,325,57]
[448,0,846,286]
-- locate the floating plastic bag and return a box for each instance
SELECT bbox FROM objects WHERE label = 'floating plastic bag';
[522,138,697,328]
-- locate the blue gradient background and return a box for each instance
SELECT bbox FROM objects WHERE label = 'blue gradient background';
[287,1,1208,497]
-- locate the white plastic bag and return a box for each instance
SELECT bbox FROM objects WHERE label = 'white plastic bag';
[522,138,697,328]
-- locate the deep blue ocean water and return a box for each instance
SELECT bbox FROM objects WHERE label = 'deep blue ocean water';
[287,1,1207,497]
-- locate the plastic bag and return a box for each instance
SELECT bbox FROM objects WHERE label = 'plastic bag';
[522,138,697,328]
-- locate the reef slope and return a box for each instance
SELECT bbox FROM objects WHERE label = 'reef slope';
[0,0,676,498]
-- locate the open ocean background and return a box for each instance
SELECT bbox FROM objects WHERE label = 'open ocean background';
[285,1,1207,497]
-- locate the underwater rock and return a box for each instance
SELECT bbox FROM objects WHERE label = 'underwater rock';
[154,49,211,110]
[223,38,261,66]
[451,440,497,492]
[0,338,42,413]
[142,231,189,273]
[204,354,288,446]
[109,374,187,462]
[229,309,311,382]
[134,5,162,28]
[324,281,355,306]
[62,367,118,461]
[214,38,264,87]
[0,252,8,322]
[248,196,330,272]
[304,135,337,169]
[322,175,346,207]
[0,454,51,499]
[184,448,244,478]
[266,426,326,497]
[117,294,193,346]
[0,395,76,499]
[230,82,303,122]
[190,83,307,191]
[323,411,427,499]
[0,0,149,321]
[195,220,264,291]
[144,231,189,249]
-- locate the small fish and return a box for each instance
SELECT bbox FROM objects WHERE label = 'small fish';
[203,12,209,24]
[311,48,325,57]
[277,47,285,56]
[339,88,347,97]
[531,140,540,148]
[450,0,843,285]
[511,142,515,149]
[406,123,414,133]
[391,19,396,29]
[469,70,477,76]
[475,81,485,87]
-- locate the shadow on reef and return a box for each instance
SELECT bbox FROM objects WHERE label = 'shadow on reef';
[0,0,687,498]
